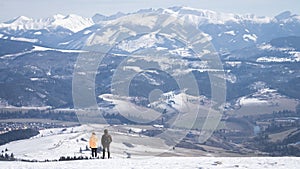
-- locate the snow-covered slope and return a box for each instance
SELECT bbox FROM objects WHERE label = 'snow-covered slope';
[0,44,86,59]
[61,7,300,51]
[165,6,274,25]
[0,6,299,109]
[0,124,299,169]
[229,85,299,116]
[1,157,299,169]
[1,6,300,51]
[0,124,180,160]
[0,14,94,33]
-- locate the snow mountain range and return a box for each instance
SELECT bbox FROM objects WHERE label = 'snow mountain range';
[0,14,93,33]
[1,7,300,51]
[0,6,299,111]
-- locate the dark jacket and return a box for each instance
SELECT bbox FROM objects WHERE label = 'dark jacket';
[101,133,112,147]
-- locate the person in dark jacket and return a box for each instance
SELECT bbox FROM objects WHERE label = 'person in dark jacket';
[101,129,112,159]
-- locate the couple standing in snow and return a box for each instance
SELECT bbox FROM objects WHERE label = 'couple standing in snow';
[89,129,112,159]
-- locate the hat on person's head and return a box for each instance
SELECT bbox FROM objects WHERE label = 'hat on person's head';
[104,129,108,134]
[92,132,96,135]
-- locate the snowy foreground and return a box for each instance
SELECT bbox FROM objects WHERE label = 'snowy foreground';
[0,124,299,168]
[0,157,299,169]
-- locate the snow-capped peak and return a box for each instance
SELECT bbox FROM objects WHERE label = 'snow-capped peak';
[51,14,94,32]
[1,7,299,34]
[1,16,34,30]
[52,14,66,20]
[165,6,273,24]
[0,14,94,33]
[7,16,32,23]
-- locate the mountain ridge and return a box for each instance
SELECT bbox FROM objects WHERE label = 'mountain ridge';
[0,14,94,33]
[0,6,299,109]
[1,7,299,33]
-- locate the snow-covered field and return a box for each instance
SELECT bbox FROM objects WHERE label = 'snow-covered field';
[0,124,299,168]
[231,87,298,116]
[1,157,299,169]
[0,124,200,161]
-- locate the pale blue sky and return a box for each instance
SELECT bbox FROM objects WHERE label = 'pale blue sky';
[1,0,299,21]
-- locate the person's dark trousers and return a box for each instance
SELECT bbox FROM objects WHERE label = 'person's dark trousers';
[102,148,111,159]
[91,148,97,157]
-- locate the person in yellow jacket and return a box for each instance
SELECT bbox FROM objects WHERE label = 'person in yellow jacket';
[89,132,98,158]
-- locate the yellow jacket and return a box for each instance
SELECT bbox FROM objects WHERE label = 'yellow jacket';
[89,134,98,148]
